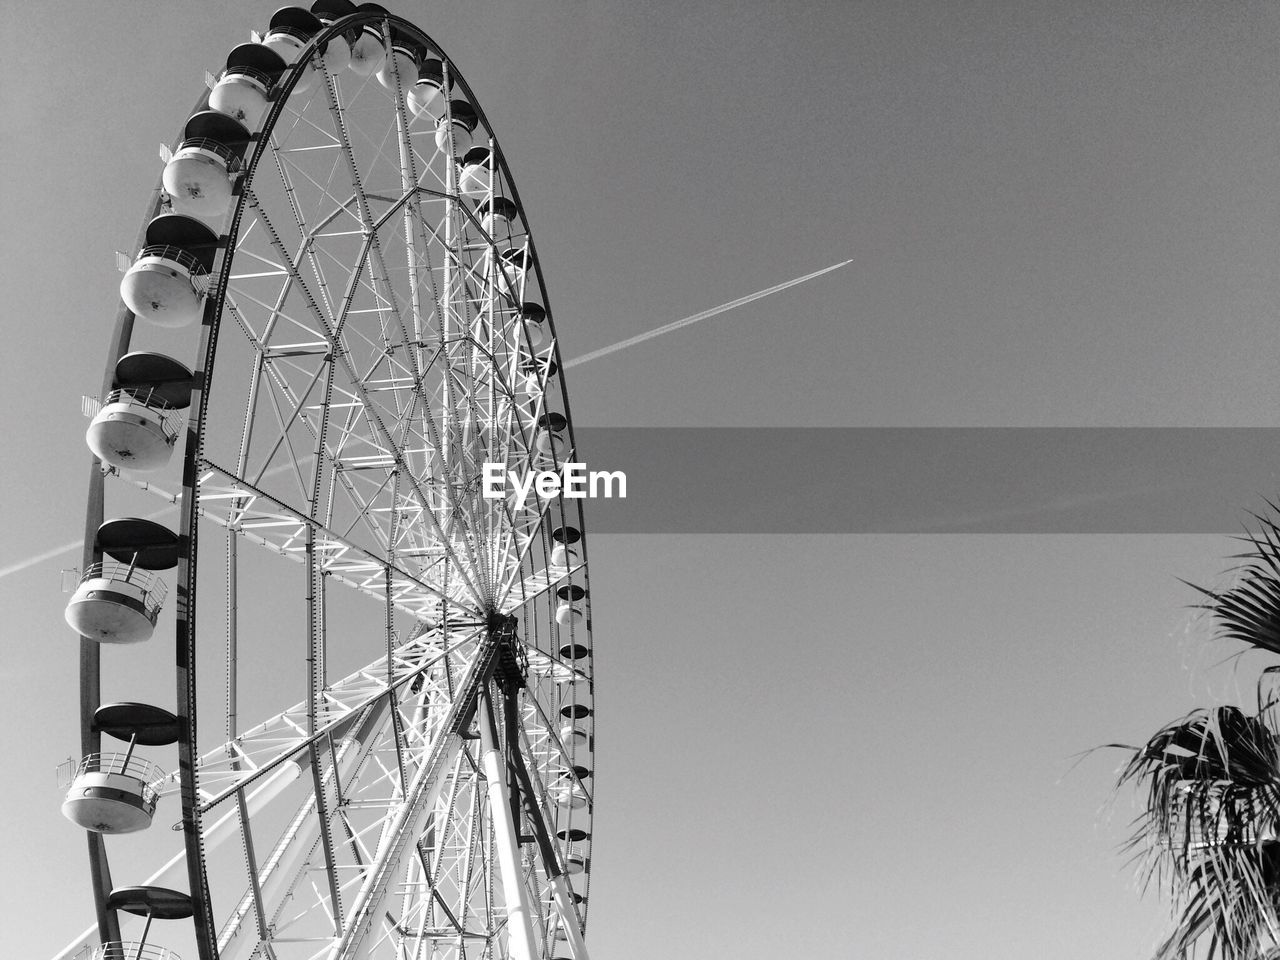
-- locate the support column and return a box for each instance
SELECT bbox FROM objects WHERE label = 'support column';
[479,691,538,960]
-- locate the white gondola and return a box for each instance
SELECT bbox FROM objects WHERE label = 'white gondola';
[555,582,586,625]
[536,430,567,458]
[66,517,178,643]
[556,601,584,627]
[521,355,557,395]
[311,0,358,72]
[209,70,271,128]
[550,785,589,810]
[85,390,181,472]
[478,196,518,236]
[435,100,478,154]
[348,23,386,76]
[408,58,450,118]
[86,352,193,473]
[261,7,325,92]
[551,542,580,567]
[560,724,591,748]
[163,143,236,218]
[498,246,530,293]
[518,301,545,348]
[122,214,218,328]
[120,245,207,328]
[161,111,251,220]
[311,0,355,71]
[59,753,165,833]
[64,562,168,644]
[262,30,318,94]
[500,246,530,271]
[320,32,350,72]
[316,26,350,72]
[535,411,568,457]
[564,854,589,875]
[377,41,418,91]
[209,43,286,129]
[549,525,580,567]
[458,147,494,198]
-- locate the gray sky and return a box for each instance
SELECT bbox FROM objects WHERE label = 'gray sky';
[6,1,1280,957]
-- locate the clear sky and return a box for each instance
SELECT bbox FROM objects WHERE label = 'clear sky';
[6,1,1280,957]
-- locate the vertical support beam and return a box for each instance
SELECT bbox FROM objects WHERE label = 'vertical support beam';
[328,733,459,960]
[327,636,491,960]
[478,691,537,960]
[220,708,388,960]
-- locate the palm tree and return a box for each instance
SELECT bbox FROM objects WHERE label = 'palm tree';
[1118,512,1280,959]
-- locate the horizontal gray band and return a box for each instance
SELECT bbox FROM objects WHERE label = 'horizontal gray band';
[550,427,1280,533]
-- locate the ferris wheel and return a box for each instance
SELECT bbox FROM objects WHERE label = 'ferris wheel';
[56,5,594,960]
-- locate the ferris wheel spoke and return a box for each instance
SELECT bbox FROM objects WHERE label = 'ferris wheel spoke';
[218,637,491,960]
[318,64,423,389]
[247,345,332,500]
[241,180,486,606]
[195,459,472,615]
[193,622,485,813]
[325,700,481,959]
[119,467,451,620]
[500,556,584,617]
[218,725,376,960]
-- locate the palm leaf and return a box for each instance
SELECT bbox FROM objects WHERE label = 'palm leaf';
[1117,700,1280,960]
[1187,508,1280,656]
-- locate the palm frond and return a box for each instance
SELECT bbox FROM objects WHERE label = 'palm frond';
[1150,845,1280,960]
[1187,509,1280,656]
[1117,703,1280,960]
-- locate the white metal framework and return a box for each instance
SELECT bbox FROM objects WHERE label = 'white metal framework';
[66,8,594,960]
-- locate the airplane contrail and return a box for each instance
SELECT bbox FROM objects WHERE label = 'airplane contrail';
[0,539,102,581]
[562,258,853,369]
[0,460,294,583]
[10,262,851,580]
[0,501,178,581]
